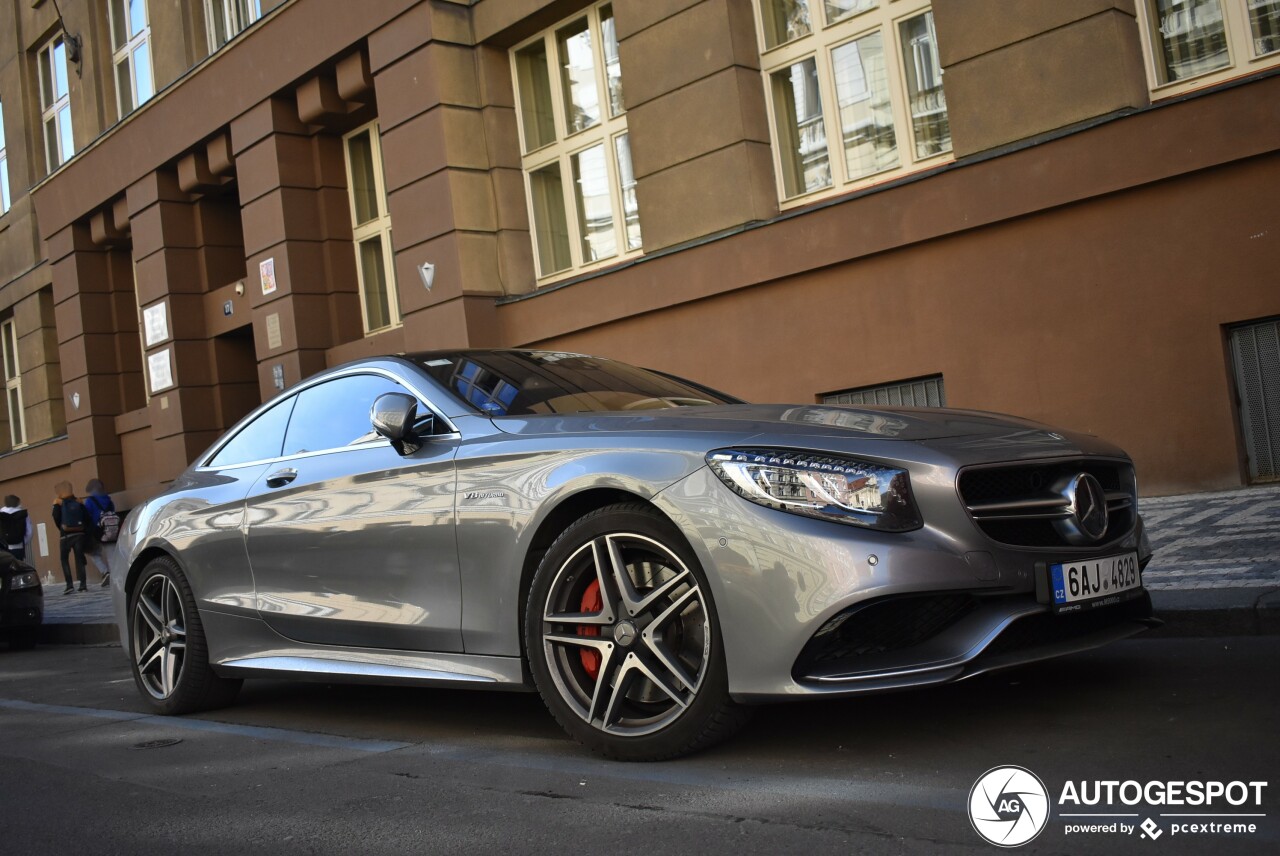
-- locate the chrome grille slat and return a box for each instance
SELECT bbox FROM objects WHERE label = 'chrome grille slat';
[957,459,1137,549]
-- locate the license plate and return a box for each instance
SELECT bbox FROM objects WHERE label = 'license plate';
[1050,552,1141,612]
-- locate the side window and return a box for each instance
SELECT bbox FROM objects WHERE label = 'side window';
[282,374,408,456]
[207,397,296,467]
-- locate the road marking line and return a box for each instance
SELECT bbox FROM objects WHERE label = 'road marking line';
[0,698,410,754]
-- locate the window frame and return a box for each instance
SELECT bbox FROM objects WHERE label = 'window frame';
[754,0,953,207]
[0,97,10,214]
[204,0,262,53]
[510,1,642,285]
[341,120,401,336]
[37,34,74,173]
[108,0,155,118]
[1135,0,1280,96]
[196,367,458,471]
[2,318,26,448]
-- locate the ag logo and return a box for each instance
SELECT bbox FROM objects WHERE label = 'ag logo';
[969,766,1051,847]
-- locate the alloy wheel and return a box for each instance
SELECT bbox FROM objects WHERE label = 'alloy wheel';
[132,573,188,700]
[540,532,710,737]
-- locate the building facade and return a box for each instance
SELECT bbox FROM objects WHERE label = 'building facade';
[0,0,1277,572]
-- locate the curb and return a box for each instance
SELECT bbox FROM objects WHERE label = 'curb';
[37,623,119,645]
[1147,587,1280,638]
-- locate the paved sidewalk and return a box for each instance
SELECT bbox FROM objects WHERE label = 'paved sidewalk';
[27,484,1280,644]
[1139,484,1280,589]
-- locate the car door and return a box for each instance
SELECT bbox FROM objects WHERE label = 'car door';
[245,370,463,652]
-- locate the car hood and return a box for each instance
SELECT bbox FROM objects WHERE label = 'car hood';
[491,403,1079,444]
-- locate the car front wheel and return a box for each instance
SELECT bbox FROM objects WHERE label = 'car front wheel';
[525,503,749,760]
[129,556,241,715]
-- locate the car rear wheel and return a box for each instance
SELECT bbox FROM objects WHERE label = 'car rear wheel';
[129,556,241,715]
[525,503,749,760]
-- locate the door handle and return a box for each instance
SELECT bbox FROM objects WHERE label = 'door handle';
[265,468,298,488]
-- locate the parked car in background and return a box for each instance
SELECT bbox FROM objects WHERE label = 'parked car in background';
[2,552,43,649]
[111,350,1156,759]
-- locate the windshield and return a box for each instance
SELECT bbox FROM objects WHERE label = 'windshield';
[410,351,739,417]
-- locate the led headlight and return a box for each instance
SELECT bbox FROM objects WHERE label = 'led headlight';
[706,448,922,531]
[9,571,40,591]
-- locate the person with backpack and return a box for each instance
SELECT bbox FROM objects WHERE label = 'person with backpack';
[0,495,32,562]
[83,479,118,587]
[52,481,89,593]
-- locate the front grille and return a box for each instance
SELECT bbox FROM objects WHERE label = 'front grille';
[958,459,1136,549]
[795,593,979,673]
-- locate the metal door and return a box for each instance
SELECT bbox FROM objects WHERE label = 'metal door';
[1230,319,1280,481]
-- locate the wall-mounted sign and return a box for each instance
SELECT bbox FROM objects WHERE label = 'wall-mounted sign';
[148,349,174,393]
[71,392,80,410]
[272,364,285,390]
[260,257,277,296]
[143,302,169,347]
[266,313,282,350]
[223,300,234,317]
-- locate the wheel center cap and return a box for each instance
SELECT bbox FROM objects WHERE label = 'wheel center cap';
[612,620,638,648]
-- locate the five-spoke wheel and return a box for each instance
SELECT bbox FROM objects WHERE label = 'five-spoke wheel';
[127,557,241,715]
[526,504,748,760]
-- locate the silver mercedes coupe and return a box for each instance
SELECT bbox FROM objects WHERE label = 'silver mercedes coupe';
[111,350,1157,759]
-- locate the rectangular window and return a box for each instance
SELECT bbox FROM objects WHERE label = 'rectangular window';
[1138,0,1280,93]
[205,0,262,53]
[342,121,400,335]
[38,35,74,172]
[823,374,946,408]
[0,99,10,214]
[512,1,641,283]
[756,1,952,205]
[110,0,154,118]
[2,318,25,448]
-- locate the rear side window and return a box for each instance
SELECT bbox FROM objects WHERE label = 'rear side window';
[282,374,406,456]
[207,397,297,467]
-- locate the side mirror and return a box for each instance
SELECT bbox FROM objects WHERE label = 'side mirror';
[371,393,425,456]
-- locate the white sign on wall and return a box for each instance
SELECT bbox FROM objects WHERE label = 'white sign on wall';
[148,349,174,393]
[143,301,169,347]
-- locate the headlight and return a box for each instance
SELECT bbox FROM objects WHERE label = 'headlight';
[9,571,39,591]
[706,448,922,532]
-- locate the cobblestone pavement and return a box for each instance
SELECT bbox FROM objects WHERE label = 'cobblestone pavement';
[34,484,1280,628]
[1140,483,1280,590]
[39,584,114,624]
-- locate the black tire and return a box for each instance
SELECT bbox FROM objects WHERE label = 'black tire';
[128,556,241,715]
[524,502,750,760]
[8,627,38,650]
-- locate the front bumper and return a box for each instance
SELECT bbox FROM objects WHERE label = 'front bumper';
[657,466,1155,702]
[1,586,44,632]
[789,589,1156,696]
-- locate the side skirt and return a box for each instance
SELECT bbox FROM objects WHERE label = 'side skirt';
[202,609,531,690]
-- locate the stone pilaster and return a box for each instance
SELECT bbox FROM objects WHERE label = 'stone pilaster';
[933,0,1150,156]
[230,95,363,397]
[616,0,778,251]
[48,224,127,492]
[127,170,223,479]
[370,1,523,349]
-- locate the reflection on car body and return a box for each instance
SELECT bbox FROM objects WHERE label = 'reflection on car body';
[112,350,1157,760]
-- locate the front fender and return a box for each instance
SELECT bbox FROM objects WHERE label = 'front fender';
[454,445,705,657]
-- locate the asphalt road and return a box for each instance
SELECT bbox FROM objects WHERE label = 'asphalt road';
[1,638,1276,855]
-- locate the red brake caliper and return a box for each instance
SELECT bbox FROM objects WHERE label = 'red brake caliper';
[578,579,603,680]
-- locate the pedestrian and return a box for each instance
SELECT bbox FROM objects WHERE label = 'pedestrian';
[52,481,89,593]
[0,494,32,562]
[83,478,116,586]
